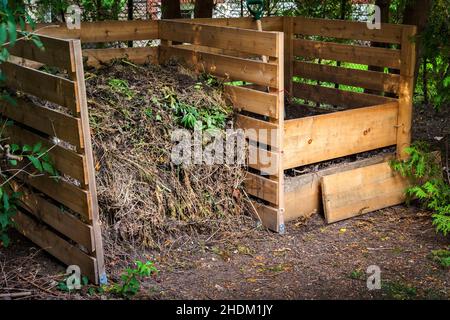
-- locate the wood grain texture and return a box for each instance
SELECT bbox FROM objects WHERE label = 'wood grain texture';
[293,60,400,95]
[283,102,399,169]
[0,61,78,113]
[13,210,98,282]
[8,35,74,71]
[159,20,279,57]
[83,47,158,67]
[321,161,409,223]
[159,45,278,88]
[35,20,159,42]
[224,85,278,118]
[293,38,401,69]
[283,153,395,222]
[292,82,396,108]
[245,172,279,205]
[0,97,83,149]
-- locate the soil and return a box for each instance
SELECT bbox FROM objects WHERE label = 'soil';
[0,97,448,299]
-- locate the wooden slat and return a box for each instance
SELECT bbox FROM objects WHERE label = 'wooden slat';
[182,16,283,31]
[70,39,106,284]
[159,20,279,57]
[13,210,97,283]
[8,35,74,71]
[0,61,77,113]
[13,170,91,220]
[251,201,281,232]
[293,39,401,69]
[225,85,278,118]
[0,97,83,149]
[35,20,159,42]
[83,47,158,67]
[236,114,279,147]
[293,16,404,44]
[283,153,395,222]
[7,179,94,251]
[283,102,399,169]
[293,61,400,95]
[159,45,278,88]
[321,162,409,223]
[3,124,87,184]
[283,16,294,95]
[248,145,280,176]
[396,26,417,159]
[245,172,279,205]
[292,82,396,108]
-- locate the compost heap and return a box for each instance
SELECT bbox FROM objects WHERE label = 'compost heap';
[85,61,250,249]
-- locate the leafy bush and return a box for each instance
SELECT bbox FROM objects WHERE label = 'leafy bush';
[391,142,450,236]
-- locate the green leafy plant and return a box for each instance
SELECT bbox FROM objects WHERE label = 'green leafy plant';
[391,142,450,236]
[108,78,135,100]
[110,260,158,298]
[162,87,227,131]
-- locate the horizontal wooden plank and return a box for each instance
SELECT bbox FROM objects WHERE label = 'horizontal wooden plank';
[292,82,396,108]
[236,114,279,147]
[14,170,91,221]
[3,124,87,184]
[283,153,395,222]
[159,45,278,88]
[8,35,74,71]
[224,85,278,118]
[7,179,94,251]
[245,172,279,205]
[251,200,281,232]
[283,102,399,169]
[13,210,97,283]
[321,161,409,223]
[0,61,77,113]
[248,145,280,176]
[293,16,404,44]
[0,97,83,149]
[182,16,283,31]
[293,61,400,95]
[83,46,158,67]
[293,38,401,69]
[159,20,279,57]
[35,20,159,43]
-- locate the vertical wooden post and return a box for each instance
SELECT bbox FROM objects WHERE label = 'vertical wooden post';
[396,26,417,159]
[69,40,107,285]
[269,31,285,233]
[283,16,293,97]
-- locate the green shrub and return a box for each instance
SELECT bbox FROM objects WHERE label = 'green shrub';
[391,142,450,236]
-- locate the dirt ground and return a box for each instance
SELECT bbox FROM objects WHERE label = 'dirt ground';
[0,103,448,300]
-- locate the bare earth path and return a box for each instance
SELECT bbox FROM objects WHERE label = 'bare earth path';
[1,205,449,300]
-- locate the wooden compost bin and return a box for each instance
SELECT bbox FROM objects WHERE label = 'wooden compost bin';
[0,16,416,284]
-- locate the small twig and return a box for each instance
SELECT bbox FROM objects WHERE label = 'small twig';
[0,291,32,299]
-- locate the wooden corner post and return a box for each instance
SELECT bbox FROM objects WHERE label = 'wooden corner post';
[69,40,107,285]
[396,25,417,159]
[283,16,294,97]
[267,31,285,233]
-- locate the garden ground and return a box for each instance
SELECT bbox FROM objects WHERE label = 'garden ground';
[0,103,448,300]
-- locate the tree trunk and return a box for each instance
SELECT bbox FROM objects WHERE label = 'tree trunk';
[402,0,433,90]
[194,0,214,18]
[161,0,181,19]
